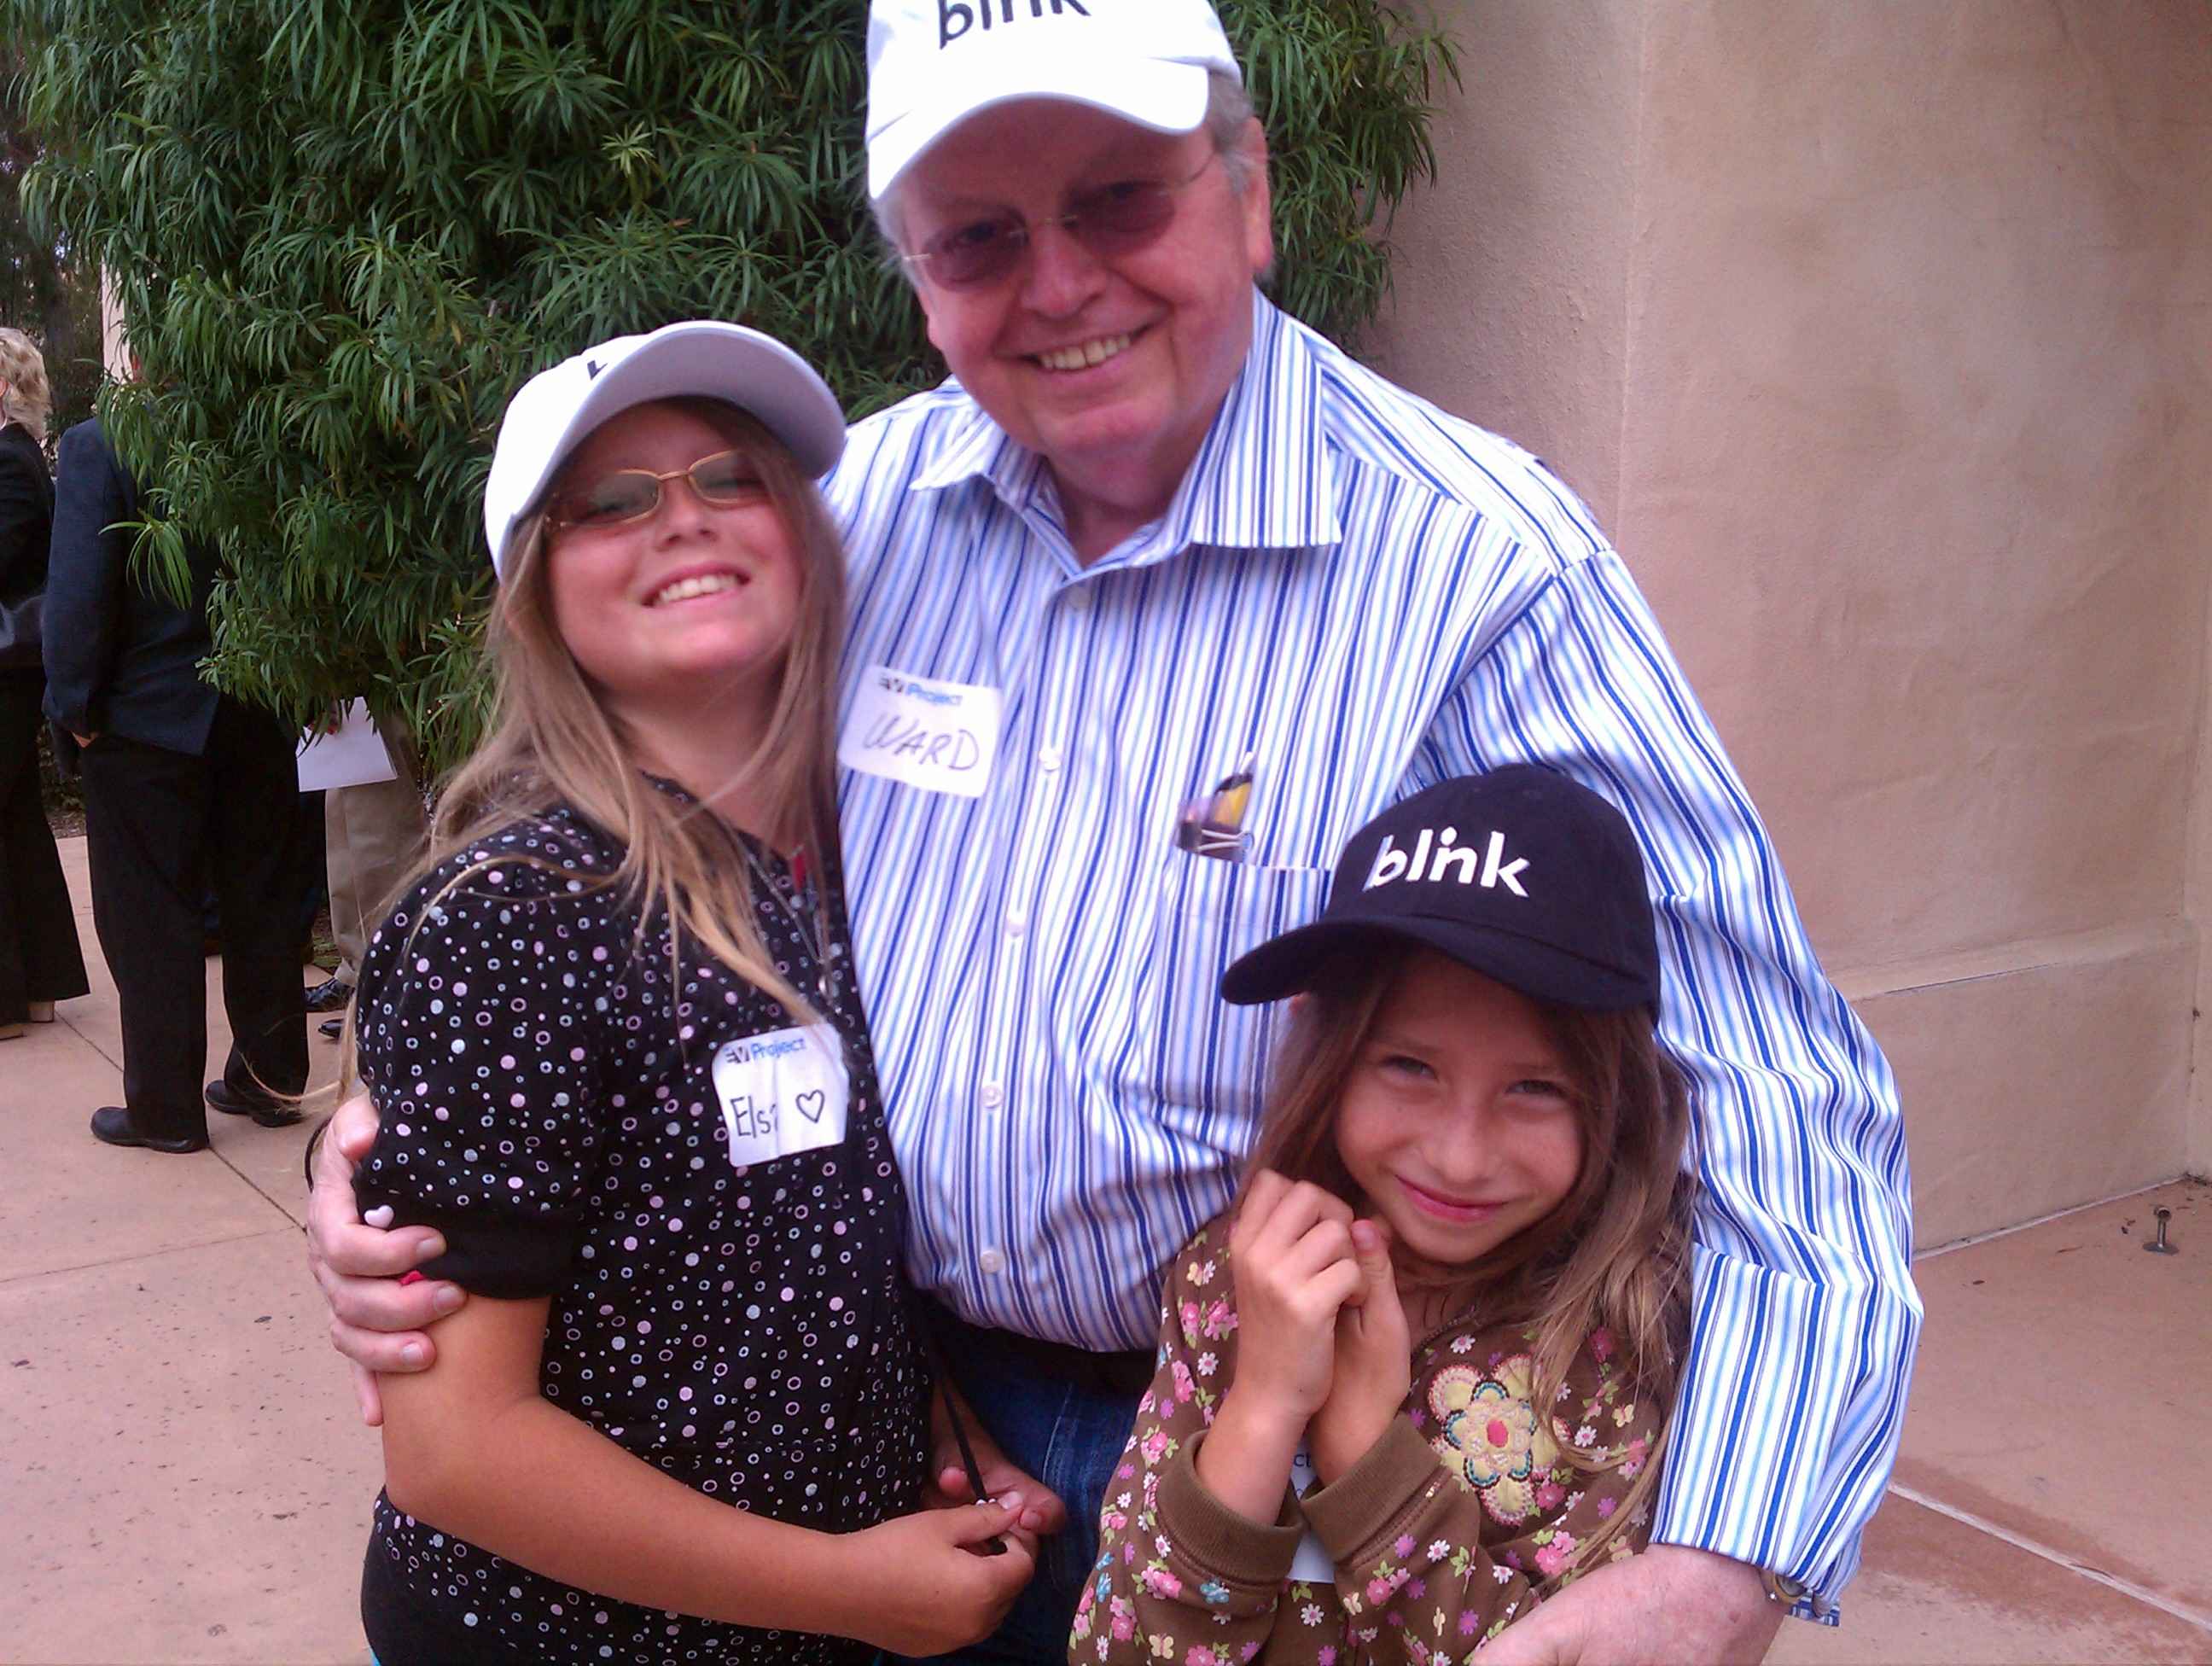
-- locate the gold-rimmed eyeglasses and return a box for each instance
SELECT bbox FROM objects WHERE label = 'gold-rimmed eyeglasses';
[899,154,1222,292]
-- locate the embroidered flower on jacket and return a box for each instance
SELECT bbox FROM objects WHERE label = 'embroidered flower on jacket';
[1427,1356,1560,1523]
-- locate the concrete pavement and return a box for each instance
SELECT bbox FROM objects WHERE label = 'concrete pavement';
[2,836,376,1664]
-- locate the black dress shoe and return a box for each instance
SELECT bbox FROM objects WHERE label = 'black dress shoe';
[90,1105,209,1154]
[206,1079,306,1127]
[318,1016,344,1040]
[303,975,353,1014]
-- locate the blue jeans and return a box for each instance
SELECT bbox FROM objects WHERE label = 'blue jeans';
[902,1329,1144,1666]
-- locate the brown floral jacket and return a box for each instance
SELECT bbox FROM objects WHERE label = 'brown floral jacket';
[1072,1219,1668,1665]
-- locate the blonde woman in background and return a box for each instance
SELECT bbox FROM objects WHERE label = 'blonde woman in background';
[0,327,88,1041]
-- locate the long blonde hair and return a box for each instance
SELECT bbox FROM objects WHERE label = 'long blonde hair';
[377,398,847,1033]
[1238,957,1697,1570]
[0,328,52,438]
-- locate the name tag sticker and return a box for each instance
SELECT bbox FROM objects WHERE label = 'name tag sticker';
[711,1025,849,1169]
[839,666,1002,799]
[1288,1445,1337,1584]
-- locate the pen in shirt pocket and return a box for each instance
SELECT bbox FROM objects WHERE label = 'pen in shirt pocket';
[1175,752,1255,862]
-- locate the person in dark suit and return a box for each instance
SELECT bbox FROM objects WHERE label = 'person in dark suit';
[42,409,305,1152]
[0,328,90,1042]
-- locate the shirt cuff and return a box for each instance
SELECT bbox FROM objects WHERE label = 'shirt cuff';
[1155,1430,1307,1588]
[351,1189,583,1299]
[1299,1417,1439,1564]
[1650,1242,1923,1616]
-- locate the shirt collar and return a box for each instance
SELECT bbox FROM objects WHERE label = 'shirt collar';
[905,291,1342,556]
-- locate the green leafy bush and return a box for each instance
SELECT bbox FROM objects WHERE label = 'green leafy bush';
[9,1,1454,773]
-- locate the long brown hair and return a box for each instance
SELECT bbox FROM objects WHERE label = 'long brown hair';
[1238,951,1697,1570]
[365,398,847,1037]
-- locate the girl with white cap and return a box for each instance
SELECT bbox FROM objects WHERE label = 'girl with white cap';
[341,323,1038,1663]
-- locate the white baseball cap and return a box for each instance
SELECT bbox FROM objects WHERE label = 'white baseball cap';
[481,321,847,579]
[865,0,1242,201]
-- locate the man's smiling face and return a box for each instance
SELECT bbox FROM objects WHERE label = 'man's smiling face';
[894,98,1272,538]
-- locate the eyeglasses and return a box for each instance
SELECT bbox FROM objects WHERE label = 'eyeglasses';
[544,449,767,530]
[900,154,1221,292]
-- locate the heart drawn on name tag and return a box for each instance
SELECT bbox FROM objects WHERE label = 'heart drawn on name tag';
[794,1088,827,1125]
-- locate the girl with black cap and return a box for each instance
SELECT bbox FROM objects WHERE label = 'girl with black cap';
[1077,766,1697,1662]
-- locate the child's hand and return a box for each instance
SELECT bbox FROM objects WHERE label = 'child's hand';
[1225,1169,1365,1425]
[923,1383,1067,1548]
[847,1495,1038,1655]
[1308,1219,1413,1482]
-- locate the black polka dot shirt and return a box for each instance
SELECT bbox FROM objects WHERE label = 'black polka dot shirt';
[352,793,928,1663]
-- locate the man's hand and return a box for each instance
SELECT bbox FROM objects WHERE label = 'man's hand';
[1476,1545,1784,1665]
[305,1087,461,1424]
[923,1381,1068,1553]
[1307,1218,1411,1483]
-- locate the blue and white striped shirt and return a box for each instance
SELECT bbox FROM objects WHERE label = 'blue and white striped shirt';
[820,292,1918,1607]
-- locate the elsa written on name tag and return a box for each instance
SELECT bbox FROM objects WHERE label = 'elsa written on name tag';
[712,1025,848,1169]
[837,666,1002,799]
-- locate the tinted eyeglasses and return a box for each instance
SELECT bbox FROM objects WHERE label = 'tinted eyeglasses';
[901,154,1221,292]
[544,450,767,530]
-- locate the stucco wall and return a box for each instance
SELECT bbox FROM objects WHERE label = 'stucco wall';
[1367,0,2212,1245]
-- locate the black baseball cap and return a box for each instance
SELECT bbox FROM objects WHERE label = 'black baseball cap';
[1220,767,1662,1011]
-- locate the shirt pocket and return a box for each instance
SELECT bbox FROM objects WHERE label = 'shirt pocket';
[1142,852,1332,1145]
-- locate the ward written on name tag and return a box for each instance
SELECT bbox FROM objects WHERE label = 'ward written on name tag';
[1287,1444,1338,1584]
[838,665,1002,799]
[711,1025,849,1169]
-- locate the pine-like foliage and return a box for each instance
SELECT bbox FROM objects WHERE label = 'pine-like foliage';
[8,1,1454,772]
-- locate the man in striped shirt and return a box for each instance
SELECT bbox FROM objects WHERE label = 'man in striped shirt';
[311,0,1918,1658]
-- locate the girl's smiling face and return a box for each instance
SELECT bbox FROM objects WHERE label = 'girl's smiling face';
[1332,950,1587,1272]
[543,400,801,727]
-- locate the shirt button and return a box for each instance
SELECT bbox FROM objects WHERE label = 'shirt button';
[1038,743,1063,772]
[980,1081,1004,1109]
[1064,587,1091,611]
[979,1249,1006,1276]
[1004,908,1027,938]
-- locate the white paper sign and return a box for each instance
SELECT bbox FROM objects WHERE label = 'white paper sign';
[296,699,399,792]
[711,1024,849,1168]
[1287,1445,1337,1584]
[838,666,1002,798]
